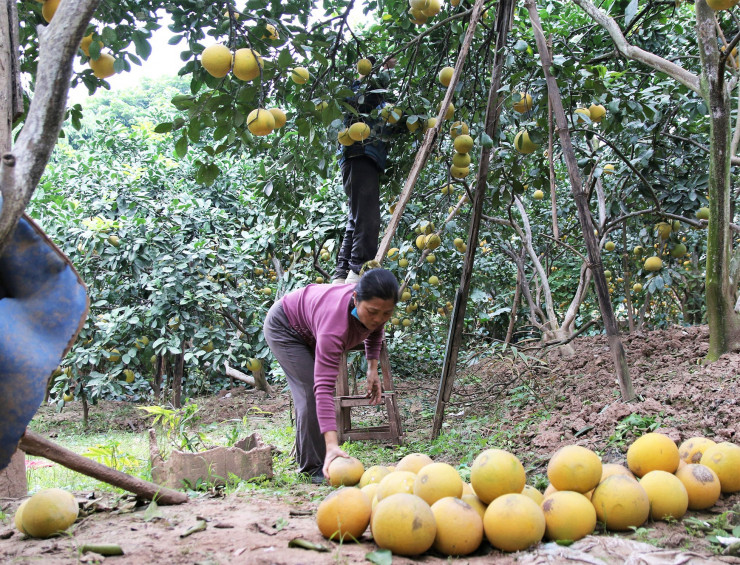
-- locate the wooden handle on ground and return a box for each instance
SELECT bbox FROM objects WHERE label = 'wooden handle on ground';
[18,429,188,505]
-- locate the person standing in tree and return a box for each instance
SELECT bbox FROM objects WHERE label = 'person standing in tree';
[333,57,398,284]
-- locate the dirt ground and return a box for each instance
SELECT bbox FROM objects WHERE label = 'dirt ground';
[2,324,740,564]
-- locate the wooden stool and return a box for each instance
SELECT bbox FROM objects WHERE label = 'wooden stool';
[335,341,403,444]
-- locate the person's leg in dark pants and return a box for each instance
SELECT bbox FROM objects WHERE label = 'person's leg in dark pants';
[263,302,325,479]
[341,156,381,276]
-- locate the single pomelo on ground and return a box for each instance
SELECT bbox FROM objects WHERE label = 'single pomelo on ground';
[514,130,538,154]
[360,465,391,488]
[291,66,309,84]
[513,92,533,113]
[431,497,483,556]
[396,452,433,474]
[548,445,602,493]
[14,499,29,534]
[233,48,263,81]
[675,464,722,510]
[89,53,116,79]
[439,66,454,87]
[247,108,275,136]
[600,463,634,482]
[679,437,716,464]
[269,108,287,129]
[470,449,526,504]
[21,489,79,538]
[591,475,649,531]
[521,485,544,505]
[348,122,371,141]
[639,470,689,521]
[413,462,463,505]
[701,442,740,493]
[328,456,364,487]
[542,491,596,542]
[316,487,371,541]
[376,470,417,500]
[627,432,680,477]
[483,493,545,552]
[201,44,232,77]
[371,493,436,556]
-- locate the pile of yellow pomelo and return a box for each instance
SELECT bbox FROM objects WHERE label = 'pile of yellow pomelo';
[316,434,740,557]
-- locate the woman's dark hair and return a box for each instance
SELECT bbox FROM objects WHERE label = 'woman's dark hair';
[355,268,399,304]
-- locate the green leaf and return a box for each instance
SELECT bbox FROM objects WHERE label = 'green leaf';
[365,549,392,565]
[174,135,188,158]
[625,0,639,27]
[277,48,293,68]
[154,122,173,133]
[480,132,494,149]
[132,32,152,60]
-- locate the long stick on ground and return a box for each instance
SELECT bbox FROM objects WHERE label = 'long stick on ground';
[524,0,635,401]
[431,0,515,439]
[374,0,484,262]
[19,430,188,505]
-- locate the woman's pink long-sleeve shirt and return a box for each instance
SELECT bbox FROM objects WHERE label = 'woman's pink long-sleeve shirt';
[281,283,384,433]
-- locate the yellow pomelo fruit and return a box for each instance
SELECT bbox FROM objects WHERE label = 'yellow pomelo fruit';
[470,449,526,504]
[670,243,687,258]
[521,485,544,505]
[415,234,427,250]
[387,248,400,260]
[450,121,468,138]
[124,369,135,383]
[422,0,442,16]
[108,349,121,363]
[679,436,716,464]
[247,108,275,136]
[21,489,78,538]
[461,493,487,521]
[89,53,116,79]
[627,432,679,477]
[483,493,545,552]
[461,482,475,495]
[533,189,545,200]
[588,103,606,122]
[233,48,263,81]
[514,130,538,154]
[706,0,739,11]
[14,499,29,534]
[675,464,722,510]
[413,462,463,505]
[42,0,60,22]
[453,134,474,153]
[401,290,412,302]
[428,276,439,286]
[316,487,371,541]
[381,105,402,124]
[80,34,103,57]
[542,491,596,541]
[424,117,438,131]
[201,44,232,77]
[426,234,441,250]
[547,445,602,494]
[644,256,663,272]
[338,128,355,146]
[328,456,365,487]
[357,58,373,75]
[701,442,740,493]
[603,163,615,174]
[543,483,557,498]
[409,0,429,9]
[398,258,409,268]
[246,358,262,372]
[406,116,420,132]
[633,283,643,293]
[397,452,433,474]
[452,152,471,168]
[409,8,428,24]
[450,165,469,179]
[263,23,279,40]
[696,207,710,220]
[372,493,436,556]
[513,92,533,113]
[591,475,649,531]
[359,465,391,488]
[269,108,287,129]
[655,222,672,240]
[376,471,417,500]
[348,122,371,141]
[600,463,634,482]
[639,470,688,521]
[439,66,454,87]
[605,241,616,251]
[431,497,483,556]
[290,66,309,84]
[575,108,591,122]
[426,253,436,263]
[362,483,380,505]
[437,101,454,120]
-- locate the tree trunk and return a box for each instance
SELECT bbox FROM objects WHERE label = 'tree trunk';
[525,0,635,401]
[695,0,740,359]
[505,268,522,344]
[0,449,26,498]
[173,346,184,409]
